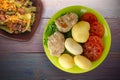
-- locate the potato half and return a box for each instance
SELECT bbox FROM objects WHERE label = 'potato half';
[65,38,83,55]
[72,21,90,43]
[74,55,92,70]
[58,54,74,69]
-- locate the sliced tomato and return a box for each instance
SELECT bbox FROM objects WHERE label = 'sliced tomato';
[80,12,98,24]
[90,21,105,38]
[88,36,104,50]
[83,36,104,61]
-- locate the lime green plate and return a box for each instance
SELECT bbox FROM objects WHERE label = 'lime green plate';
[43,5,111,73]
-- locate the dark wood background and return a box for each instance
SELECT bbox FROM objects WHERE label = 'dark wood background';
[0,0,120,80]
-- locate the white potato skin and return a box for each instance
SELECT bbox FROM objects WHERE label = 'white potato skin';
[74,55,92,70]
[65,38,83,55]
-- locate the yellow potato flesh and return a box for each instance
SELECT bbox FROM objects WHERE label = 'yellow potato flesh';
[72,21,90,43]
[58,54,74,69]
[74,55,92,70]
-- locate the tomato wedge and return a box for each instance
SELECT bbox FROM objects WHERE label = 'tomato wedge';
[90,21,105,37]
[83,36,104,61]
[81,12,98,24]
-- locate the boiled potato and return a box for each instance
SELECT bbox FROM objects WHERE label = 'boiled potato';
[72,21,90,43]
[65,38,83,55]
[74,55,92,70]
[58,54,74,69]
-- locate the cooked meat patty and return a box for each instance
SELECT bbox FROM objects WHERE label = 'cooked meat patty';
[48,31,65,57]
[55,13,78,33]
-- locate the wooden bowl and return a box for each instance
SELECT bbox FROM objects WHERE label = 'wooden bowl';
[0,0,43,41]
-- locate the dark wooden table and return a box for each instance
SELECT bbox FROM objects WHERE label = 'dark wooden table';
[0,0,120,80]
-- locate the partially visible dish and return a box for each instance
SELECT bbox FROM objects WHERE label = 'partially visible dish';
[0,0,36,34]
[43,5,111,73]
[0,0,42,41]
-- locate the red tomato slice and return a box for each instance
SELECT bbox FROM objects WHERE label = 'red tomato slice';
[90,21,105,37]
[88,36,104,50]
[80,12,98,24]
[83,36,104,61]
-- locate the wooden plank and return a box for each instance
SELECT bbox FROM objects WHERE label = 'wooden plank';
[106,18,120,52]
[0,52,119,80]
[0,18,120,53]
[41,0,120,18]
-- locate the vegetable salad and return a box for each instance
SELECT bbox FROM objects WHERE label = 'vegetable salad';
[0,0,36,34]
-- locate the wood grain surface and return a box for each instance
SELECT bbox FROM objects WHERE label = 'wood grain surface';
[0,52,120,80]
[0,0,120,80]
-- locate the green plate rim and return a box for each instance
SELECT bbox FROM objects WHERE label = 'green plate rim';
[42,5,111,74]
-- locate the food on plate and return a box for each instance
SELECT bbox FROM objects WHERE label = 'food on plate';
[45,11,105,70]
[48,31,65,57]
[80,12,105,61]
[83,36,104,61]
[90,21,105,37]
[58,54,74,69]
[0,0,36,34]
[74,55,92,70]
[55,13,78,33]
[72,21,90,43]
[80,12,98,24]
[43,24,58,46]
[65,38,83,55]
